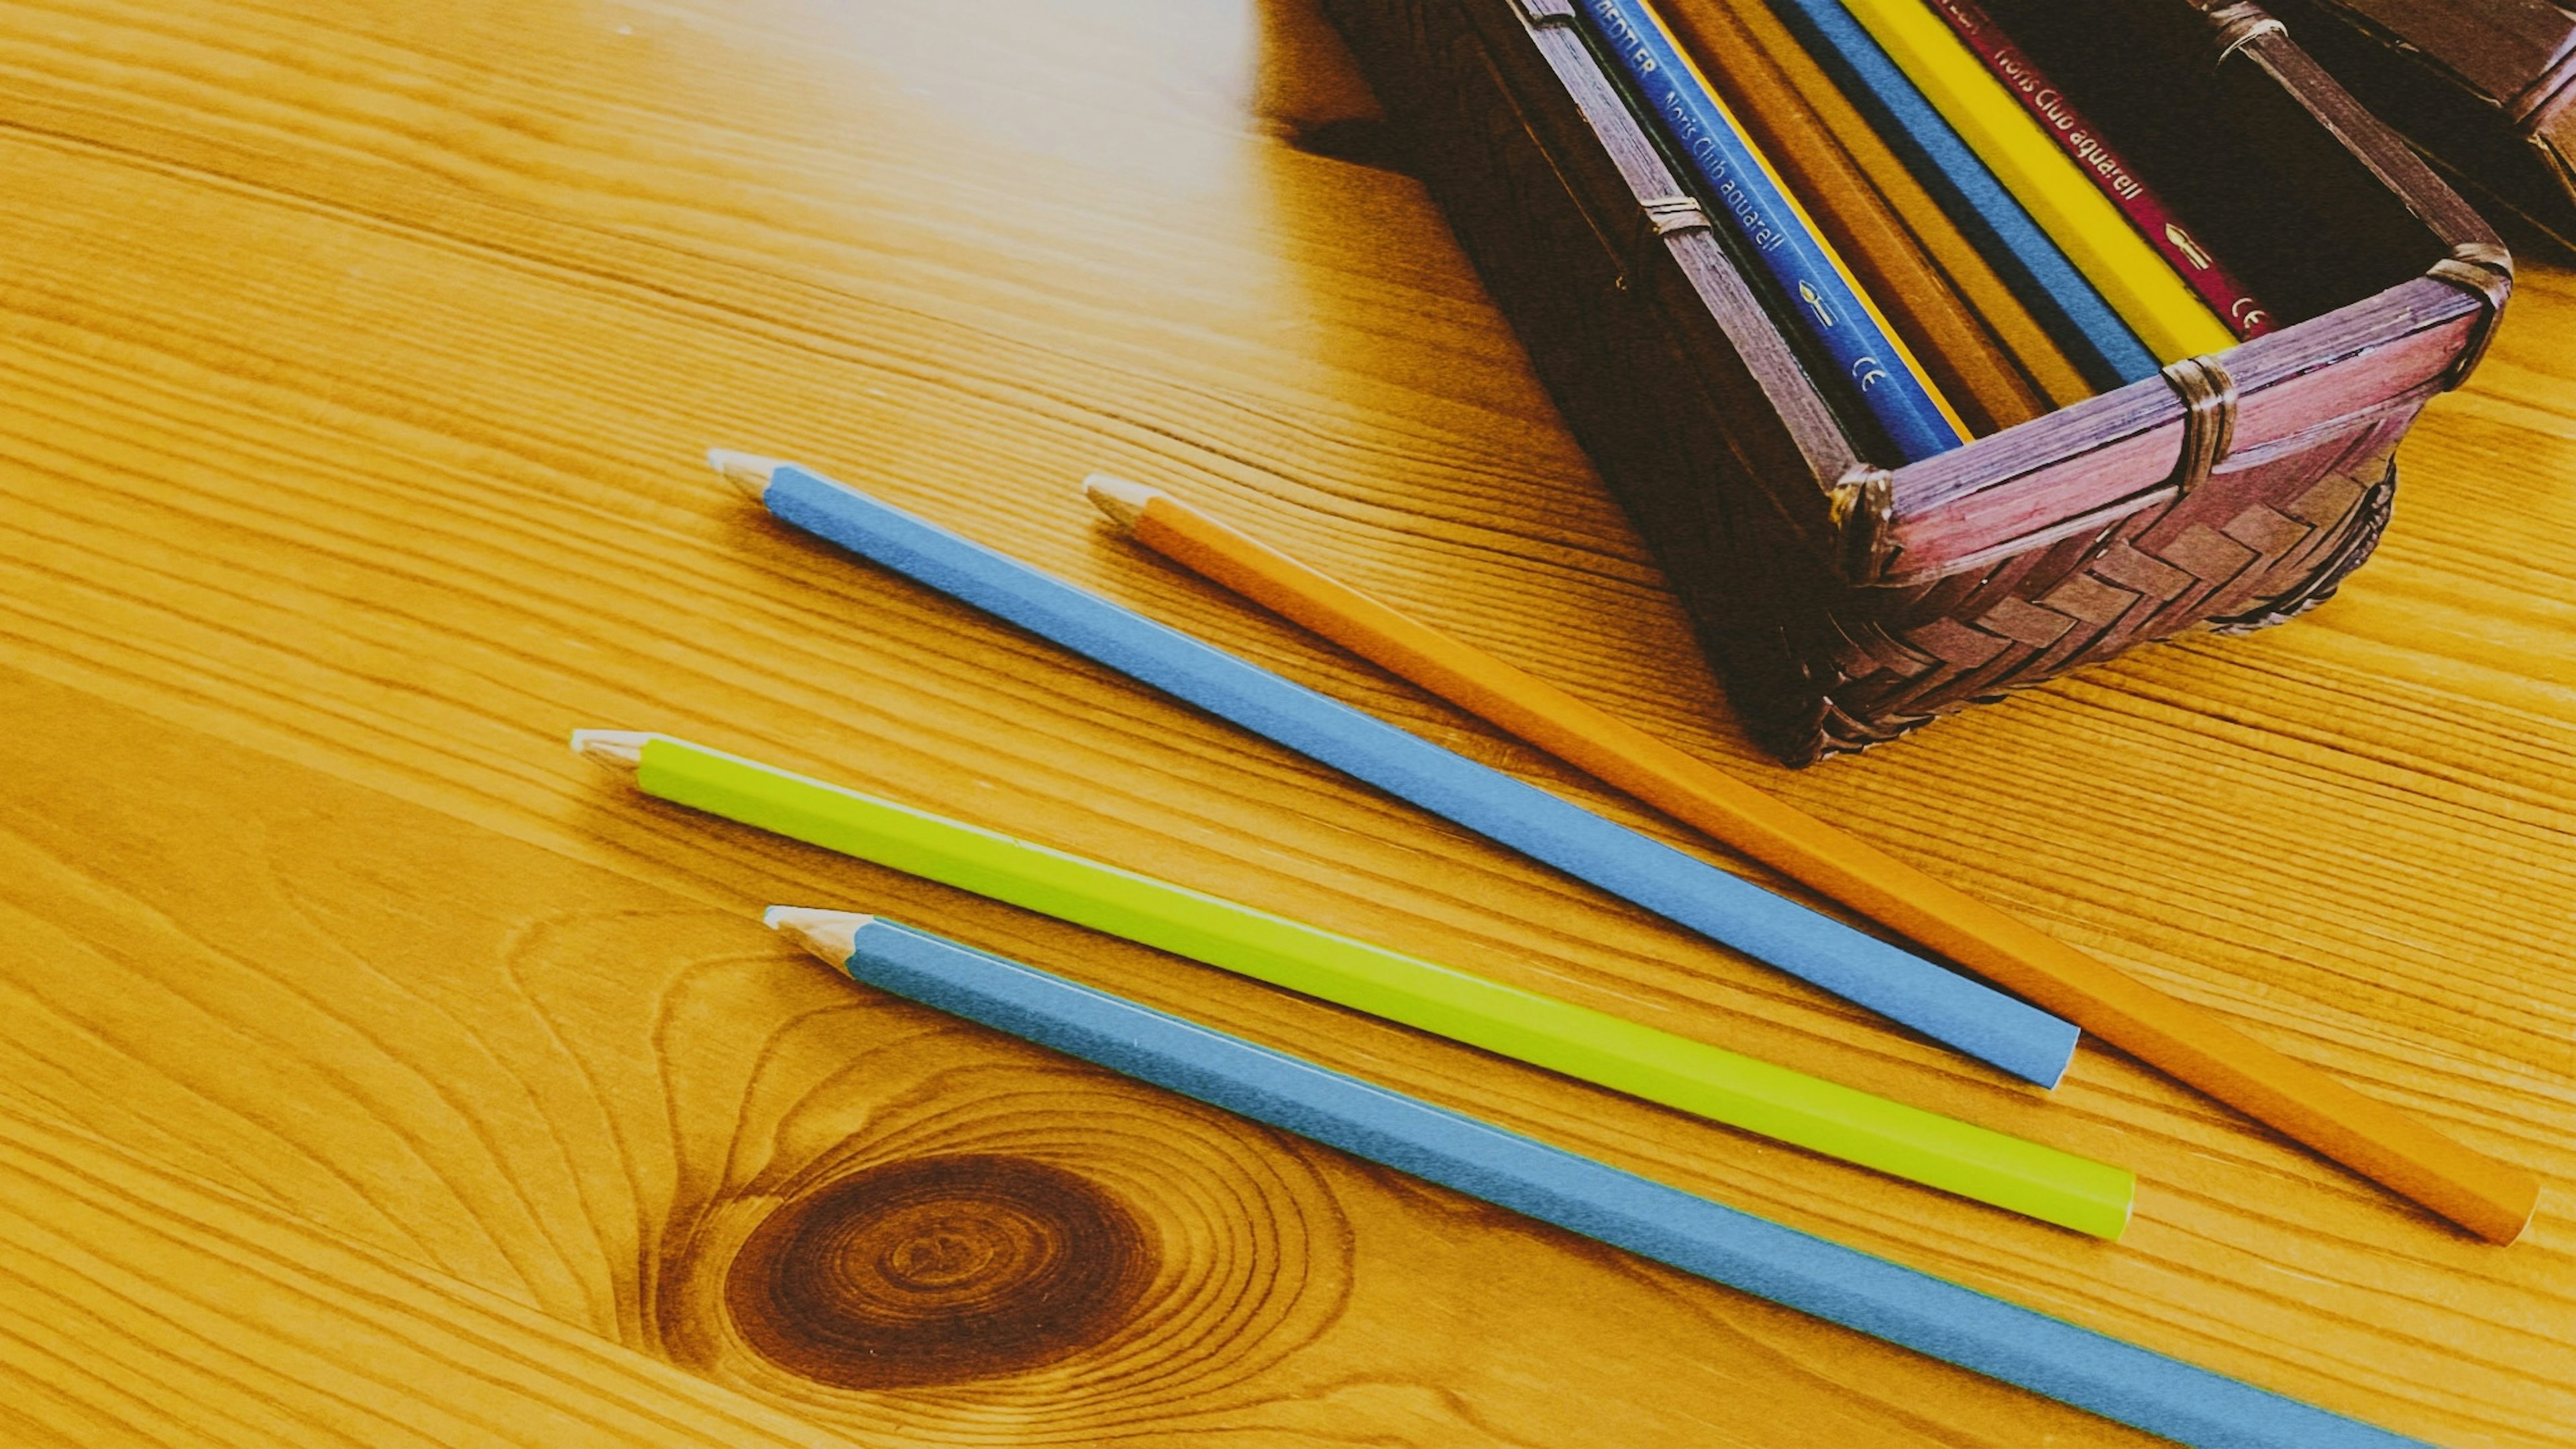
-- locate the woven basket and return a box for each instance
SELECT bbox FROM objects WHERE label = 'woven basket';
[1322,0,2509,763]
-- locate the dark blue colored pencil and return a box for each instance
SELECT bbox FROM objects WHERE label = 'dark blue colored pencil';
[1575,0,1971,462]
[769,910,2427,1449]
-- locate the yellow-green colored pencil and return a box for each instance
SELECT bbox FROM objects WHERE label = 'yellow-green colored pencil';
[574,729,2132,1238]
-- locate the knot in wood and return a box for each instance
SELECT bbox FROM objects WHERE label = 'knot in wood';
[724,1154,1152,1389]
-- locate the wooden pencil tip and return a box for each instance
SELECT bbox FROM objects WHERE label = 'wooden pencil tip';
[2481,1175,2541,1246]
[706,449,795,502]
[2497,1200,2538,1246]
[763,906,873,966]
[1082,473,1162,531]
[568,729,657,770]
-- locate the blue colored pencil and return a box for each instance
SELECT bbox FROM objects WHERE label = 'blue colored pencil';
[767,909,2427,1449]
[1757,0,2161,391]
[1574,0,1970,463]
[710,451,2078,1086]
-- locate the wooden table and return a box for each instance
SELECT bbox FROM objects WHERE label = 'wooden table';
[1,1,2569,1444]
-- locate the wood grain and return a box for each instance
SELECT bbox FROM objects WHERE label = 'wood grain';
[0,1093,859,1449]
[0,668,2166,1448]
[0,0,2569,1444]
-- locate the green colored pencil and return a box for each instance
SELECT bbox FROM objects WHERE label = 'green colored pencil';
[573,729,2133,1238]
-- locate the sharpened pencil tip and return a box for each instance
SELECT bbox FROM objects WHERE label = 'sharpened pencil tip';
[763,906,873,965]
[707,449,795,502]
[1082,473,1162,531]
[569,729,657,770]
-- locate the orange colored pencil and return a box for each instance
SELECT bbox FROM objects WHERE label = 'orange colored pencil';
[1083,474,2540,1246]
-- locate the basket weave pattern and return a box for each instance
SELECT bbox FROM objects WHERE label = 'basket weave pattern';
[1801,437,2402,756]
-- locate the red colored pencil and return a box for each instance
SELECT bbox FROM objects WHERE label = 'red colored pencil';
[1921,0,2277,338]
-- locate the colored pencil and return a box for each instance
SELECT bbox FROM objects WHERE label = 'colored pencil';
[1666,0,2096,412]
[1649,0,2049,433]
[1831,0,2238,363]
[1081,476,2540,1246]
[576,730,2131,1235]
[1758,0,2159,388]
[1919,0,2275,339]
[1572,0,1972,461]
[706,450,2080,1087]
[769,909,2432,1449]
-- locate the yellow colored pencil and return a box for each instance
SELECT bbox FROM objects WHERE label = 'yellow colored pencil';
[1833,0,2237,363]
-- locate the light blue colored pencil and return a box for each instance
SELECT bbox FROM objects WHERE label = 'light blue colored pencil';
[708,451,2081,1087]
[766,908,2427,1449]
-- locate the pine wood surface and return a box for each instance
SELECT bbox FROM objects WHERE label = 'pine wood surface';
[0,0,2570,1444]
